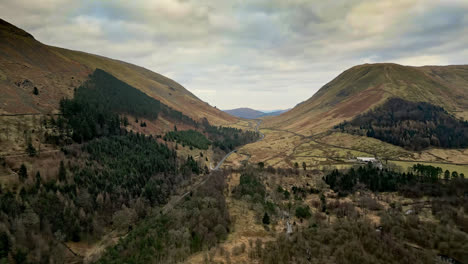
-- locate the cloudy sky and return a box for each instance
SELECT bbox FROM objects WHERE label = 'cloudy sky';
[1,0,468,110]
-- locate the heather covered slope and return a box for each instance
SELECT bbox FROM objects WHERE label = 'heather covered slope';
[0,18,236,125]
[265,63,468,135]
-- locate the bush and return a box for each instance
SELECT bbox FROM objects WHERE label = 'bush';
[295,206,311,219]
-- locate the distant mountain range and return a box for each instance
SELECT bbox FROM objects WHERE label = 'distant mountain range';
[224,107,289,119]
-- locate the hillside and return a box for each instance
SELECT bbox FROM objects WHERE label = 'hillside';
[265,63,468,135]
[0,18,235,125]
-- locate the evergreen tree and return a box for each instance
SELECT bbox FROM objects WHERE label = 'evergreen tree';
[0,232,10,258]
[58,161,66,182]
[444,170,450,180]
[452,171,459,179]
[26,142,36,157]
[122,116,129,126]
[18,164,27,182]
[258,162,264,169]
[35,171,41,188]
[262,212,270,225]
[33,87,39,95]
[302,162,307,171]
[294,162,299,169]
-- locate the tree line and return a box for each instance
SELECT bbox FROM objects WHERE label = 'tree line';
[324,163,466,197]
[203,119,259,152]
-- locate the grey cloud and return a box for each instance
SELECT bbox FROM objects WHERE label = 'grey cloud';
[0,0,467,110]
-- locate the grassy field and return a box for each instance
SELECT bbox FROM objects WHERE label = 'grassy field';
[225,125,468,175]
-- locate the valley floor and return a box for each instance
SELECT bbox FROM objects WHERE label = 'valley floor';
[225,124,468,175]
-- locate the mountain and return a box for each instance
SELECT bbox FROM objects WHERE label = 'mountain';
[224,107,289,119]
[0,18,235,125]
[265,63,468,135]
[262,109,290,116]
[224,108,265,119]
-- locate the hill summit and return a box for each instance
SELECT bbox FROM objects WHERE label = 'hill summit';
[265,63,468,135]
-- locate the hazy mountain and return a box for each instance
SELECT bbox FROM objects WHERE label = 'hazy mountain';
[224,108,289,119]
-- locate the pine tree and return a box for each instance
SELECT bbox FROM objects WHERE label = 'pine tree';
[35,171,41,188]
[33,87,39,95]
[262,212,270,225]
[58,160,67,182]
[26,142,36,157]
[444,170,450,180]
[19,164,28,182]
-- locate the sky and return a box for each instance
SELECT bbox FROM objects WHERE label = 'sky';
[1,0,468,110]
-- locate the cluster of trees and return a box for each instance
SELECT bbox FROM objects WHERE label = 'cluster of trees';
[164,129,211,150]
[232,171,266,204]
[335,98,468,150]
[324,163,466,197]
[97,171,230,263]
[203,120,259,152]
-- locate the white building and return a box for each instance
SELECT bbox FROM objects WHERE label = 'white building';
[356,157,377,163]
[356,157,383,169]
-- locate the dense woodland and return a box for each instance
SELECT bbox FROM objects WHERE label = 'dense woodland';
[97,171,230,263]
[203,120,259,152]
[164,129,211,150]
[335,98,468,150]
[324,163,466,197]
